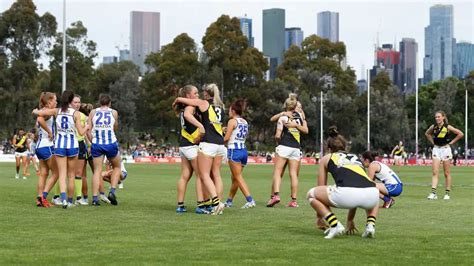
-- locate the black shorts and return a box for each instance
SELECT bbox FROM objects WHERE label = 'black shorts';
[78,140,91,160]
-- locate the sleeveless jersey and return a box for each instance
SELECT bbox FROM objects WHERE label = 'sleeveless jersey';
[55,108,79,149]
[432,123,451,146]
[373,161,402,185]
[228,118,248,149]
[92,107,117,145]
[279,111,303,149]
[76,112,87,142]
[179,108,200,147]
[36,116,55,149]
[14,135,28,152]
[199,101,224,145]
[394,145,404,155]
[327,152,375,188]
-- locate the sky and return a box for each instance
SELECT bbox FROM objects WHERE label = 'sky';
[1,0,473,80]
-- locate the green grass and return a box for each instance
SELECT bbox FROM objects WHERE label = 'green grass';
[0,163,473,265]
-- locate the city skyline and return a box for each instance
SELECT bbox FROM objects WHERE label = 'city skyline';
[1,0,472,80]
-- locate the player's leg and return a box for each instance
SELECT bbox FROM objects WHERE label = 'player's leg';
[197,151,222,214]
[211,155,224,200]
[74,158,84,204]
[428,158,441,199]
[442,159,452,199]
[267,156,286,207]
[36,159,49,207]
[54,154,68,207]
[107,154,122,205]
[66,155,78,206]
[287,159,300,207]
[362,205,379,238]
[15,154,21,179]
[306,186,344,239]
[22,154,28,178]
[91,156,104,205]
[177,157,193,213]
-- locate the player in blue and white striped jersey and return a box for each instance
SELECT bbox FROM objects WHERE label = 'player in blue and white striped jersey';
[223,99,255,209]
[87,94,121,206]
[33,90,89,209]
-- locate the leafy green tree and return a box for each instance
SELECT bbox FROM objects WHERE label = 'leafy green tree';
[48,21,97,101]
[0,0,56,133]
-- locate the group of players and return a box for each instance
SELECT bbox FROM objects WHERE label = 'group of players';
[16,82,464,239]
[23,90,127,208]
[12,128,40,180]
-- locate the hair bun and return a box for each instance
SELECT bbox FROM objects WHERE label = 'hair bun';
[328,126,338,137]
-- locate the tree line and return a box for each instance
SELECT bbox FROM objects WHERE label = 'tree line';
[1,0,472,154]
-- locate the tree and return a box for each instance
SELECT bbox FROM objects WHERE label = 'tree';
[109,70,140,147]
[0,0,56,133]
[139,33,202,136]
[202,15,268,100]
[48,21,97,101]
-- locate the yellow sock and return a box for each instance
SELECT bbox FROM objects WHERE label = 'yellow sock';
[74,178,82,198]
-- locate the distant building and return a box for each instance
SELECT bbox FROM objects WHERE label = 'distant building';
[103,56,118,65]
[239,16,254,47]
[372,44,400,88]
[119,49,130,61]
[263,8,285,80]
[357,79,367,95]
[454,42,474,79]
[424,4,454,83]
[317,11,339,42]
[399,38,418,93]
[285,27,304,51]
[130,11,160,74]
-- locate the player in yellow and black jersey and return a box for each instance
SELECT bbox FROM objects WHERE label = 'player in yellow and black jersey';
[391,141,405,166]
[306,126,379,239]
[425,111,463,200]
[173,84,226,215]
[12,128,29,179]
[267,93,308,208]
[173,86,209,214]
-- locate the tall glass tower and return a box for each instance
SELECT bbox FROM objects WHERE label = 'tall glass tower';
[317,11,339,43]
[285,27,304,51]
[263,8,285,80]
[239,16,254,47]
[423,4,454,83]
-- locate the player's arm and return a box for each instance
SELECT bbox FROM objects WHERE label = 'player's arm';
[173,98,208,112]
[33,108,57,117]
[183,106,204,136]
[74,111,88,136]
[286,119,308,134]
[390,145,398,157]
[367,162,379,181]
[447,125,464,145]
[425,125,435,145]
[37,117,53,140]
[270,111,292,122]
[86,109,95,142]
[345,208,358,235]
[274,116,286,142]
[317,155,330,186]
[113,110,119,131]
[12,135,17,147]
[223,118,237,143]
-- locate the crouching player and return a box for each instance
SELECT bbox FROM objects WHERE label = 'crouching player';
[102,159,128,185]
[361,151,403,208]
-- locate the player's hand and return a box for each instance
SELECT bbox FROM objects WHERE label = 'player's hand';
[285,121,298,128]
[172,98,178,108]
[316,217,328,231]
[345,220,358,235]
[32,108,39,116]
[48,131,53,141]
[222,126,227,134]
[282,111,293,118]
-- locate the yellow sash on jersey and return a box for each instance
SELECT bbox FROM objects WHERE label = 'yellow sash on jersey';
[288,118,300,144]
[331,153,373,182]
[181,128,200,144]
[436,126,448,138]
[17,135,27,146]
[208,106,223,136]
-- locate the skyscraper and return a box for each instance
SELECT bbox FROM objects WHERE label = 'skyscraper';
[454,42,474,79]
[399,38,418,93]
[102,56,118,65]
[317,11,339,42]
[370,44,400,88]
[285,27,304,51]
[130,11,160,74]
[119,49,130,62]
[423,4,454,83]
[239,16,254,47]
[263,8,285,80]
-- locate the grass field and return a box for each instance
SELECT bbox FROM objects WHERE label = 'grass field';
[0,162,473,265]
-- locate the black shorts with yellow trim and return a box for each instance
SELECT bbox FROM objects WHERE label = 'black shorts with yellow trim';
[78,140,91,160]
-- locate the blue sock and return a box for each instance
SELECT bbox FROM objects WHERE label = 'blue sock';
[110,188,116,194]
[383,195,391,202]
[100,192,105,196]
[67,197,73,203]
[226,198,233,203]
[246,196,254,202]
[93,196,98,202]
[42,192,48,199]
[60,192,66,201]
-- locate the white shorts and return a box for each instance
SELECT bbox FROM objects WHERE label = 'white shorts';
[275,145,301,161]
[327,186,379,209]
[179,146,198,161]
[432,145,452,161]
[394,155,402,161]
[198,142,226,158]
[15,151,28,158]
